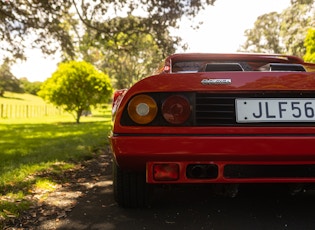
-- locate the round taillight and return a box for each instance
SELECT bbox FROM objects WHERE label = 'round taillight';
[162,95,191,124]
[128,94,158,124]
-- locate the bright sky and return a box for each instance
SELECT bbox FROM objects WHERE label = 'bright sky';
[11,0,291,82]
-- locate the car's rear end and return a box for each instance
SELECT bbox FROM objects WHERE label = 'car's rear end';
[109,53,315,207]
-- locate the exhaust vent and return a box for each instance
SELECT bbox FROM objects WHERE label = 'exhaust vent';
[203,63,244,72]
[186,164,218,179]
[260,63,306,72]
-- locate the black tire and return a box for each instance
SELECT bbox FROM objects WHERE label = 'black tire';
[113,161,149,208]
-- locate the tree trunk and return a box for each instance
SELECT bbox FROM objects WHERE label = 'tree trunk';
[76,110,82,124]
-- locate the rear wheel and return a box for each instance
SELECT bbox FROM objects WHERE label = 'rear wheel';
[113,161,150,208]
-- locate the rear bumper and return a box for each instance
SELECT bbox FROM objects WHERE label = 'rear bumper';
[109,134,315,183]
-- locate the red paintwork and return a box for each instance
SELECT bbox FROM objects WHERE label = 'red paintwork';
[111,135,315,183]
[109,53,315,184]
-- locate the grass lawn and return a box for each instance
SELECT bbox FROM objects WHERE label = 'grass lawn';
[0,91,46,104]
[0,91,68,119]
[0,92,113,223]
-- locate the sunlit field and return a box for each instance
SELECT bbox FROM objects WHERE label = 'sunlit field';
[0,92,113,222]
[0,91,67,119]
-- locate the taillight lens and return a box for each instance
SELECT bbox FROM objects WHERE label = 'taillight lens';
[153,163,179,181]
[128,94,158,124]
[162,95,191,124]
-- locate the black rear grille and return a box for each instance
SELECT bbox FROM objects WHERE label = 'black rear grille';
[195,92,315,126]
[195,94,235,125]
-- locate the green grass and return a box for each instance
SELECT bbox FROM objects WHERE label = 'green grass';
[0,91,46,104]
[0,92,113,224]
[0,91,68,119]
[0,120,112,188]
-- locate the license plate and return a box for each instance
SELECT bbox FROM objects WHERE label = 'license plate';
[236,98,315,123]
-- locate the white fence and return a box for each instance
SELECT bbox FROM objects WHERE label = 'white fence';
[0,104,65,118]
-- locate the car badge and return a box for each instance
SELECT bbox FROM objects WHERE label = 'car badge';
[201,79,232,85]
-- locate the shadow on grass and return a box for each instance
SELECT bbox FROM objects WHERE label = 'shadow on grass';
[1,151,113,229]
[3,122,315,229]
[1,120,111,179]
[1,96,24,100]
[89,113,112,120]
[0,120,112,226]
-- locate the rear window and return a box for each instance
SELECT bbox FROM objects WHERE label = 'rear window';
[172,61,203,73]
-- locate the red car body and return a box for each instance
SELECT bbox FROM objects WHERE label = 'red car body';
[109,53,315,207]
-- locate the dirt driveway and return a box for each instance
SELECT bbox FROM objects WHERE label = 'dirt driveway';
[5,150,315,230]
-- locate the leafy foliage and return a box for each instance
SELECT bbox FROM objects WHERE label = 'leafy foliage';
[280,2,313,56]
[240,1,315,57]
[304,28,315,62]
[0,0,215,61]
[81,16,169,89]
[19,78,42,95]
[0,60,23,96]
[38,61,113,123]
[241,12,283,54]
[0,0,74,60]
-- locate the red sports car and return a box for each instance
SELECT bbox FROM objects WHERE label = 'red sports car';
[109,53,315,207]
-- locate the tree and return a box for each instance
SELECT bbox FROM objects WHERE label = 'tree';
[80,16,171,89]
[19,78,42,95]
[0,0,215,61]
[304,28,315,62]
[280,2,314,57]
[0,1,74,61]
[240,1,315,57]
[0,60,23,96]
[38,61,113,123]
[240,12,283,54]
